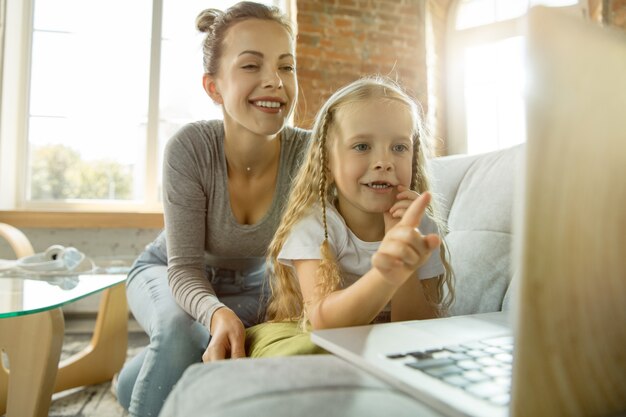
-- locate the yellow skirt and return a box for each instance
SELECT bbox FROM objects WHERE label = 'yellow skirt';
[245,321,328,358]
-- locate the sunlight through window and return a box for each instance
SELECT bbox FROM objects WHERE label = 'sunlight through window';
[448,0,580,154]
[23,0,283,209]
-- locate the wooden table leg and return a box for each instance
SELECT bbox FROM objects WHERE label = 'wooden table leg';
[0,281,128,416]
[0,308,64,417]
[54,282,128,392]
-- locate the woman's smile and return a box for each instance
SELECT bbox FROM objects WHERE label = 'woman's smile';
[250,97,286,114]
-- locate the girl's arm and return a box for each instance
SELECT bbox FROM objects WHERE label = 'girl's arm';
[297,193,440,329]
[386,187,442,321]
[294,259,401,328]
[390,275,441,322]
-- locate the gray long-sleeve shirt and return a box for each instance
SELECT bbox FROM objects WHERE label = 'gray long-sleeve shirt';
[162,120,310,330]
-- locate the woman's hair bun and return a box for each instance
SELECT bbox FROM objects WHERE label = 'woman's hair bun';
[196,8,222,33]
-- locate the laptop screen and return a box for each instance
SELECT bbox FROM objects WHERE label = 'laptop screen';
[512,6,626,416]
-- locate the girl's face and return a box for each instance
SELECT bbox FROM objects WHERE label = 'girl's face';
[204,19,296,137]
[328,98,415,221]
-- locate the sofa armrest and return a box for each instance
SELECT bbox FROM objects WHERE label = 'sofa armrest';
[160,355,443,417]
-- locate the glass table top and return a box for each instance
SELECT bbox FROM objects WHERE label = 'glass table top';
[0,273,126,318]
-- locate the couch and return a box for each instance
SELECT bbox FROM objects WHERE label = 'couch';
[159,144,523,417]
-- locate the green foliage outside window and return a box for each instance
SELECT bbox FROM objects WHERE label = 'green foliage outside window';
[30,144,133,200]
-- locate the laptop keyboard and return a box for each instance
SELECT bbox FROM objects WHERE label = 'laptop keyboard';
[387,336,514,407]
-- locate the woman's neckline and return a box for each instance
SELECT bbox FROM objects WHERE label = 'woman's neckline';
[220,127,286,229]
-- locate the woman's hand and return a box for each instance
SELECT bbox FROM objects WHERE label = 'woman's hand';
[202,307,246,362]
[373,191,440,286]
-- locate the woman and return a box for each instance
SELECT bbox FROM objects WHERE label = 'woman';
[115,3,309,417]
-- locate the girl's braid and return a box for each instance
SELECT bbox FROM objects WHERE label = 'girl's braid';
[314,110,343,305]
[318,111,332,241]
[411,132,420,190]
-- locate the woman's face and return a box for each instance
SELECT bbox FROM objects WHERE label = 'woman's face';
[205,19,297,137]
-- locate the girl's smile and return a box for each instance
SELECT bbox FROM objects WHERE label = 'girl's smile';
[362,180,397,193]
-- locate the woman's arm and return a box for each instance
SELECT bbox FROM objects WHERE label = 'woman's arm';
[162,124,226,329]
[163,124,248,361]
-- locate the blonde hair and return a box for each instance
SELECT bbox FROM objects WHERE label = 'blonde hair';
[266,76,454,325]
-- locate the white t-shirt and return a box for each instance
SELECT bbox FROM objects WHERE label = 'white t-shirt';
[278,204,445,288]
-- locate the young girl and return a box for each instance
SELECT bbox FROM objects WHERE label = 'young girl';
[247,76,454,357]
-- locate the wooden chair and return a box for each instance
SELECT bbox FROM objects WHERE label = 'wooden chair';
[0,222,35,258]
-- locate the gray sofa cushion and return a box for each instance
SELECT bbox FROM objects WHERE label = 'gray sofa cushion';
[429,145,523,315]
[160,355,442,417]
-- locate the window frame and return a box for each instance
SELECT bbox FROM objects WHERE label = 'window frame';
[445,0,587,155]
[0,0,287,220]
[0,0,164,214]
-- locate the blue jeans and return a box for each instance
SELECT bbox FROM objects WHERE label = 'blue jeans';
[116,232,267,417]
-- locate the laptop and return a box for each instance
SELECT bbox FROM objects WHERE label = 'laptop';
[311,6,626,417]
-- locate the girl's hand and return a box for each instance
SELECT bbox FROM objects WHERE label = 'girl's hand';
[384,185,419,233]
[202,307,246,362]
[373,192,441,286]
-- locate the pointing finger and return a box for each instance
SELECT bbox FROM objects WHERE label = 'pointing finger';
[397,191,432,229]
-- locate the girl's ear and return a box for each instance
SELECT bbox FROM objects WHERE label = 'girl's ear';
[203,74,223,104]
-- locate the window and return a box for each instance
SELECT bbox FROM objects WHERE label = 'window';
[0,0,285,212]
[446,0,585,155]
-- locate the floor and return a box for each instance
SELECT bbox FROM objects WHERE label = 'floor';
[47,316,148,417]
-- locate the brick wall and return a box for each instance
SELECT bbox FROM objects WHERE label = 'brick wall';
[293,0,625,146]
[614,0,626,27]
[589,0,626,28]
[294,0,428,129]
